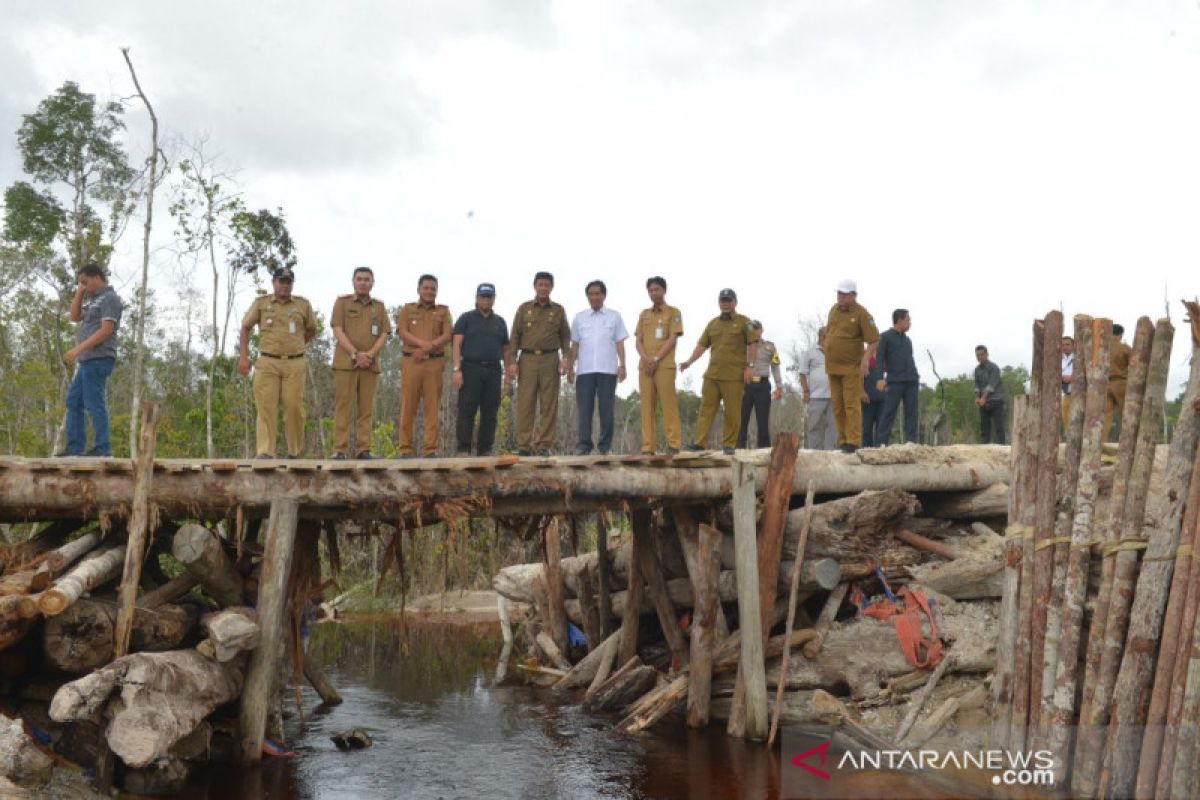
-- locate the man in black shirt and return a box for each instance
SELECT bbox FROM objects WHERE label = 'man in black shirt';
[875,309,920,444]
[974,344,1006,444]
[452,283,511,455]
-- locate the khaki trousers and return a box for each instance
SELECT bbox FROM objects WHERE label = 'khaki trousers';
[399,357,445,456]
[253,356,307,457]
[333,368,379,455]
[1104,378,1127,442]
[516,352,561,451]
[828,371,862,447]
[638,364,681,452]
[695,377,743,449]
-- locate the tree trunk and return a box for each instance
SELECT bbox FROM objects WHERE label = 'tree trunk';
[136,573,200,610]
[38,545,126,617]
[171,524,245,608]
[50,648,246,769]
[303,652,342,706]
[617,674,689,734]
[918,483,1008,520]
[43,598,197,673]
[583,657,655,713]
[197,607,260,663]
[728,458,768,741]
[632,508,688,670]
[686,521,721,728]
[114,403,159,658]
[35,531,101,577]
[542,518,569,655]
[991,395,1027,748]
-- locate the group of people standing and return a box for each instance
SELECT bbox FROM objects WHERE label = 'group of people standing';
[1058,323,1133,442]
[55,261,1024,461]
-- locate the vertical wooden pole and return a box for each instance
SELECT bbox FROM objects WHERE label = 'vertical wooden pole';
[617,513,643,666]
[991,394,1026,749]
[686,521,721,728]
[238,497,299,764]
[729,457,768,741]
[632,509,689,670]
[113,403,159,658]
[768,480,815,746]
[543,517,569,654]
[672,505,730,639]
[596,512,613,639]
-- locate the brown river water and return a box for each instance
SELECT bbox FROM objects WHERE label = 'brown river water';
[176,616,1033,800]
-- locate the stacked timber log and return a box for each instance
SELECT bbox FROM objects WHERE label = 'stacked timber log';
[494,437,1018,750]
[0,407,344,795]
[991,302,1200,799]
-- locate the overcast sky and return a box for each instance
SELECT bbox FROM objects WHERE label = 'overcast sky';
[3,1,1199,395]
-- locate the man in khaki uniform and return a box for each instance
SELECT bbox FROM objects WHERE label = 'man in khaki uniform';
[824,279,879,453]
[239,267,317,458]
[330,266,391,459]
[397,274,452,457]
[634,276,684,455]
[508,271,571,455]
[681,288,760,454]
[1105,323,1132,441]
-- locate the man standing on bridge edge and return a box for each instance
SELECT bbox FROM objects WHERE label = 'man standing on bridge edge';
[634,276,684,455]
[58,262,123,458]
[681,288,759,455]
[824,279,880,453]
[874,308,920,445]
[396,275,453,458]
[736,319,782,449]
[509,272,571,456]
[239,267,317,458]
[974,344,1006,444]
[329,266,391,459]
[453,283,510,456]
[568,280,628,455]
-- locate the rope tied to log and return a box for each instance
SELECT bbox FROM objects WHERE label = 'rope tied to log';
[1142,544,1193,564]
[1004,524,1034,540]
[1035,536,1073,551]
[1102,538,1149,558]
[1069,537,1104,550]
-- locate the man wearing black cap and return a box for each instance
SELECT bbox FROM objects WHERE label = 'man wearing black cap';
[736,320,782,449]
[452,283,511,455]
[239,267,317,458]
[680,289,759,454]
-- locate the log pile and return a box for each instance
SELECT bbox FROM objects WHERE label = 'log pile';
[494,443,1017,749]
[0,410,345,794]
[991,303,1200,799]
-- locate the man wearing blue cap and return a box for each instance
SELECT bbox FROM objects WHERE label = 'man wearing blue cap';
[452,283,511,455]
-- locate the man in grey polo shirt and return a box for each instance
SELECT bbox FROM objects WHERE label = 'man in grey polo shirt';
[799,327,837,450]
[59,263,123,457]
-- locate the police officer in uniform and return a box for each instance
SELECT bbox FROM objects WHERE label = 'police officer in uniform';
[397,274,452,457]
[634,276,684,454]
[736,320,782,449]
[824,279,879,453]
[330,266,391,459]
[239,267,317,458]
[508,271,571,456]
[681,288,760,454]
[452,283,511,456]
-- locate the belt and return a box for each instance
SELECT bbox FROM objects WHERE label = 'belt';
[403,353,443,358]
[260,352,305,360]
[520,348,559,356]
[464,359,502,367]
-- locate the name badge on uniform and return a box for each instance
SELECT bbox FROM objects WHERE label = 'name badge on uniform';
[371,324,379,336]
[655,325,664,340]
[289,319,297,334]
[266,317,274,327]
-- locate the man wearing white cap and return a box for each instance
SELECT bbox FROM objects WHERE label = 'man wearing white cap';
[824,279,880,453]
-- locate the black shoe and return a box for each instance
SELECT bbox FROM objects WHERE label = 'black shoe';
[516,449,533,457]
[455,450,472,457]
[666,447,680,456]
[53,451,82,458]
[683,443,704,452]
[840,444,858,454]
[285,454,300,459]
[598,448,611,456]
[535,448,552,457]
[255,453,274,459]
[722,447,735,455]
[84,448,113,457]
[576,447,592,456]
[330,452,347,460]
[355,451,373,460]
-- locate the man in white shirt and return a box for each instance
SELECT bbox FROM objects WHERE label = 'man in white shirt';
[568,280,628,454]
[1061,335,1074,431]
[799,327,838,450]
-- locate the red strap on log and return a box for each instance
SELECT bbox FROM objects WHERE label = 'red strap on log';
[852,584,944,669]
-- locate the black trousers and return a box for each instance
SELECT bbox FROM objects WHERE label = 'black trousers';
[877,380,919,444]
[456,362,502,455]
[862,399,882,448]
[737,379,771,449]
[979,399,1007,444]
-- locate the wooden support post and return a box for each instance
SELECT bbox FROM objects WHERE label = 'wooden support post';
[672,505,730,639]
[596,512,613,639]
[802,582,849,661]
[632,508,689,670]
[237,497,299,764]
[768,479,815,746]
[543,517,570,654]
[303,652,343,706]
[686,521,721,728]
[617,514,643,666]
[990,394,1026,750]
[576,563,602,652]
[728,457,768,741]
[113,403,159,658]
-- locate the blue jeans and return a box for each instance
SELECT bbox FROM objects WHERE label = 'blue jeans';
[877,380,920,444]
[65,357,116,455]
[576,372,617,453]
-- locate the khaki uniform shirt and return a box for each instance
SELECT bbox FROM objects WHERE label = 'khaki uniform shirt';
[635,304,684,369]
[397,302,452,357]
[825,301,880,375]
[331,294,392,372]
[510,299,571,355]
[699,313,760,381]
[1110,341,1132,381]
[242,294,316,356]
